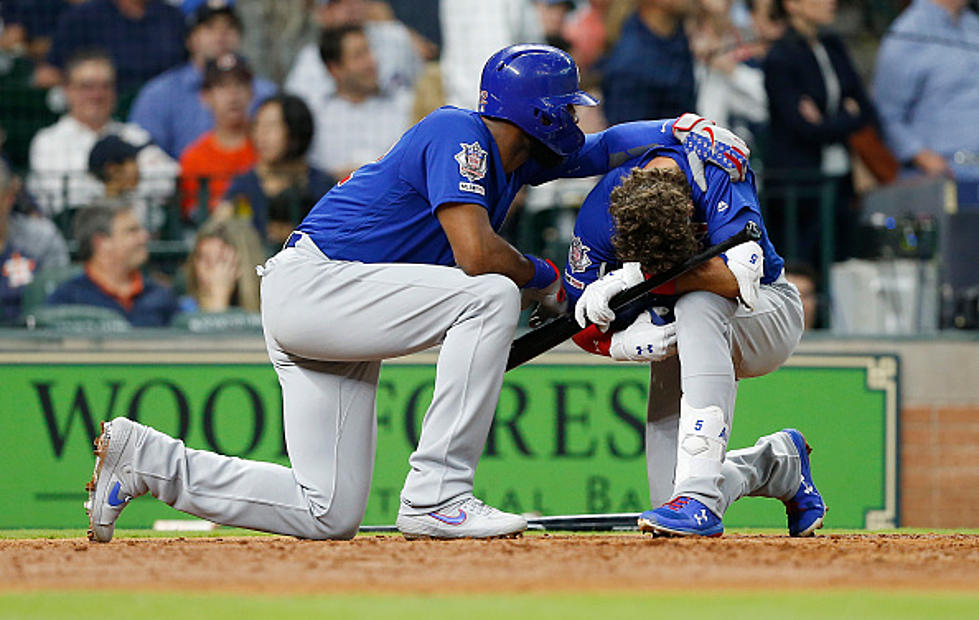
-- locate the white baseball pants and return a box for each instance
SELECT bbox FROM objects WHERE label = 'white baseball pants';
[130,234,520,538]
[645,277,806,515]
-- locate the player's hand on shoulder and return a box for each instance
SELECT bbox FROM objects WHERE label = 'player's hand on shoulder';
[723,240,763,310]
[609,311,678,362]
[672,113,750,192]
[574,262,644,331]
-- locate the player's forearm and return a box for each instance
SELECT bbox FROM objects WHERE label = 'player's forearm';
[675,257,738,299]
[453,232,535,286]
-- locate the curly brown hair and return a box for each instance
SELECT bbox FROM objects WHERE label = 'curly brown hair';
[609,167,700,276]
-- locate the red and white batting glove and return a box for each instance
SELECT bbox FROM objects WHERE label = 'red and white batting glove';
[673,113,751,192]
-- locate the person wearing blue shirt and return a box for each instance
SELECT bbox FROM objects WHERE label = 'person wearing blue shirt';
[601,0,696,125]
[40,0,186,94]
[45,204,177,327]
[128,1,277,159]
[873,0,979,181]
[82,45,752,544]
[566,118,825,537]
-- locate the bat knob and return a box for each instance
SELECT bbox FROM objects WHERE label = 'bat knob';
[745,220,762,241]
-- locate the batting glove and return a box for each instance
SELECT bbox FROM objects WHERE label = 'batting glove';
[522,259,567,327]
[673,113,751,192]
[723,240,763,310]
[574,262,644,331]
[609,311,678,362]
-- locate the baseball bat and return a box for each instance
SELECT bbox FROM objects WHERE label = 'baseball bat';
[506,221,762,370]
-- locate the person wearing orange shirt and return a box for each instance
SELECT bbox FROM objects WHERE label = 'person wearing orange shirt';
[179,53,256,220]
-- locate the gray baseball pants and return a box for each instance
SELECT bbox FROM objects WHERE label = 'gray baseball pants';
[645,278,806,515]
[129,234,520,538]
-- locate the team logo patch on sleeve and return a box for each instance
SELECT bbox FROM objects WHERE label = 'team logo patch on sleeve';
[455,141,488,195]
[568,235,592,273]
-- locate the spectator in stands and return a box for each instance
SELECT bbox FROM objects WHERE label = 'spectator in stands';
[873,0,979,182]
[36,0,186,94]
[88,135,141,208]
[46,204,177,326]
[178,53,256,220]
[785,261,819,329]
[222,95,335,247]
[0,0,75,63]
[179,217,263,314]
[0,160,69,323]
[601,0,696,125]
[763,0,880,265]
[439,0,543,109]
[689,0,768,147]
[308,25,411,180]
[285,0,421,115]
[564,0,614,72]
[27,50,178,226]
[539,0,575,51]
[129,0,277,159]
[219,0,314,85]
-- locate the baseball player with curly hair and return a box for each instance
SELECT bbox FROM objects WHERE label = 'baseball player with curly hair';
[565,116,827,537]
[85,45,752,542]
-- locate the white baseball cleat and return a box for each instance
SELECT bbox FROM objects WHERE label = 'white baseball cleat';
[84,417,147,543]
[396,495,527,539]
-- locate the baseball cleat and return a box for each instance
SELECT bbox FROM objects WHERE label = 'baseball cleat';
[782,428,827,537]
[84,417,147,543]
[638,496,724,537]
[396,495,527,539]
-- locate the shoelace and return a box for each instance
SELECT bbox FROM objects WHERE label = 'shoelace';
[663,497,691,512]
[460,497,496,516]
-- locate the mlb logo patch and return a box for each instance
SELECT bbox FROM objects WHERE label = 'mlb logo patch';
[455,141,488,182]
[568,235,592,273]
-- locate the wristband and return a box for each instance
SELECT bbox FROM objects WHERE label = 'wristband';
[524,254,559,290]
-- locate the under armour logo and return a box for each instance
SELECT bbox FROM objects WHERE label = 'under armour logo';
[694,509,708,525]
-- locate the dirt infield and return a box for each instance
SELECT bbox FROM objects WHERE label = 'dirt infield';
[2,533,979,593]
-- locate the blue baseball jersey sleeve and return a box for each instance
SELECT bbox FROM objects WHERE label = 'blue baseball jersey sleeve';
[564,143,784,307]
[297,107,524,265]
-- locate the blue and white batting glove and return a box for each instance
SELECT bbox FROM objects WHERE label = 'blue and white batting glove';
[673,113,751,192]
[723,240,763,310]
[574,262,644,331]
[609,311,678,362]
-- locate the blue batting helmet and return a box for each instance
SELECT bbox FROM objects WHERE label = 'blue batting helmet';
[479,44,598,157]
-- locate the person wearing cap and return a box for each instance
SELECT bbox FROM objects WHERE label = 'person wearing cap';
[35,0,186,92]
[88,135,142,207]
[178,53,257,219]
[27,49,179,226]
[129,0,277,159]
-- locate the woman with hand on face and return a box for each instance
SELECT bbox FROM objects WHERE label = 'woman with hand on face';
[221,94,336,248]
[762,0,884,266]
[179,218,265,315]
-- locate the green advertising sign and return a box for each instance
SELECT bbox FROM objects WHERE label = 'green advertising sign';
[0,353,898,531]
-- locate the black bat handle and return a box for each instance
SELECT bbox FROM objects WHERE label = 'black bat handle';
[505,221,761,371]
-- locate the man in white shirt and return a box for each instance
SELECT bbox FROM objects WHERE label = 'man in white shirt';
[439,0,544,109]
[308,24,411,180]
[28,50,178,228]
[284,0,420,116]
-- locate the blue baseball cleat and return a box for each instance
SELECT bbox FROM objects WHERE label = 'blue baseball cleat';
[782,428,827,537]
[638,497,724,537]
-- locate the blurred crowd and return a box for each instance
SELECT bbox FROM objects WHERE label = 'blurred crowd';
[0,0,976,329]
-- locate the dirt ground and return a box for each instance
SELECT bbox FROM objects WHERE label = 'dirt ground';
[3,534,979,593]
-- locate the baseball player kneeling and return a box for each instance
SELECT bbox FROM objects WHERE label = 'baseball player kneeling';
[564,116,827,537]
[84,46,756,542]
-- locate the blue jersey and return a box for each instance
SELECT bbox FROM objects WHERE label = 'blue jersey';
[297,107,678,265]
[564,143,784,307]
